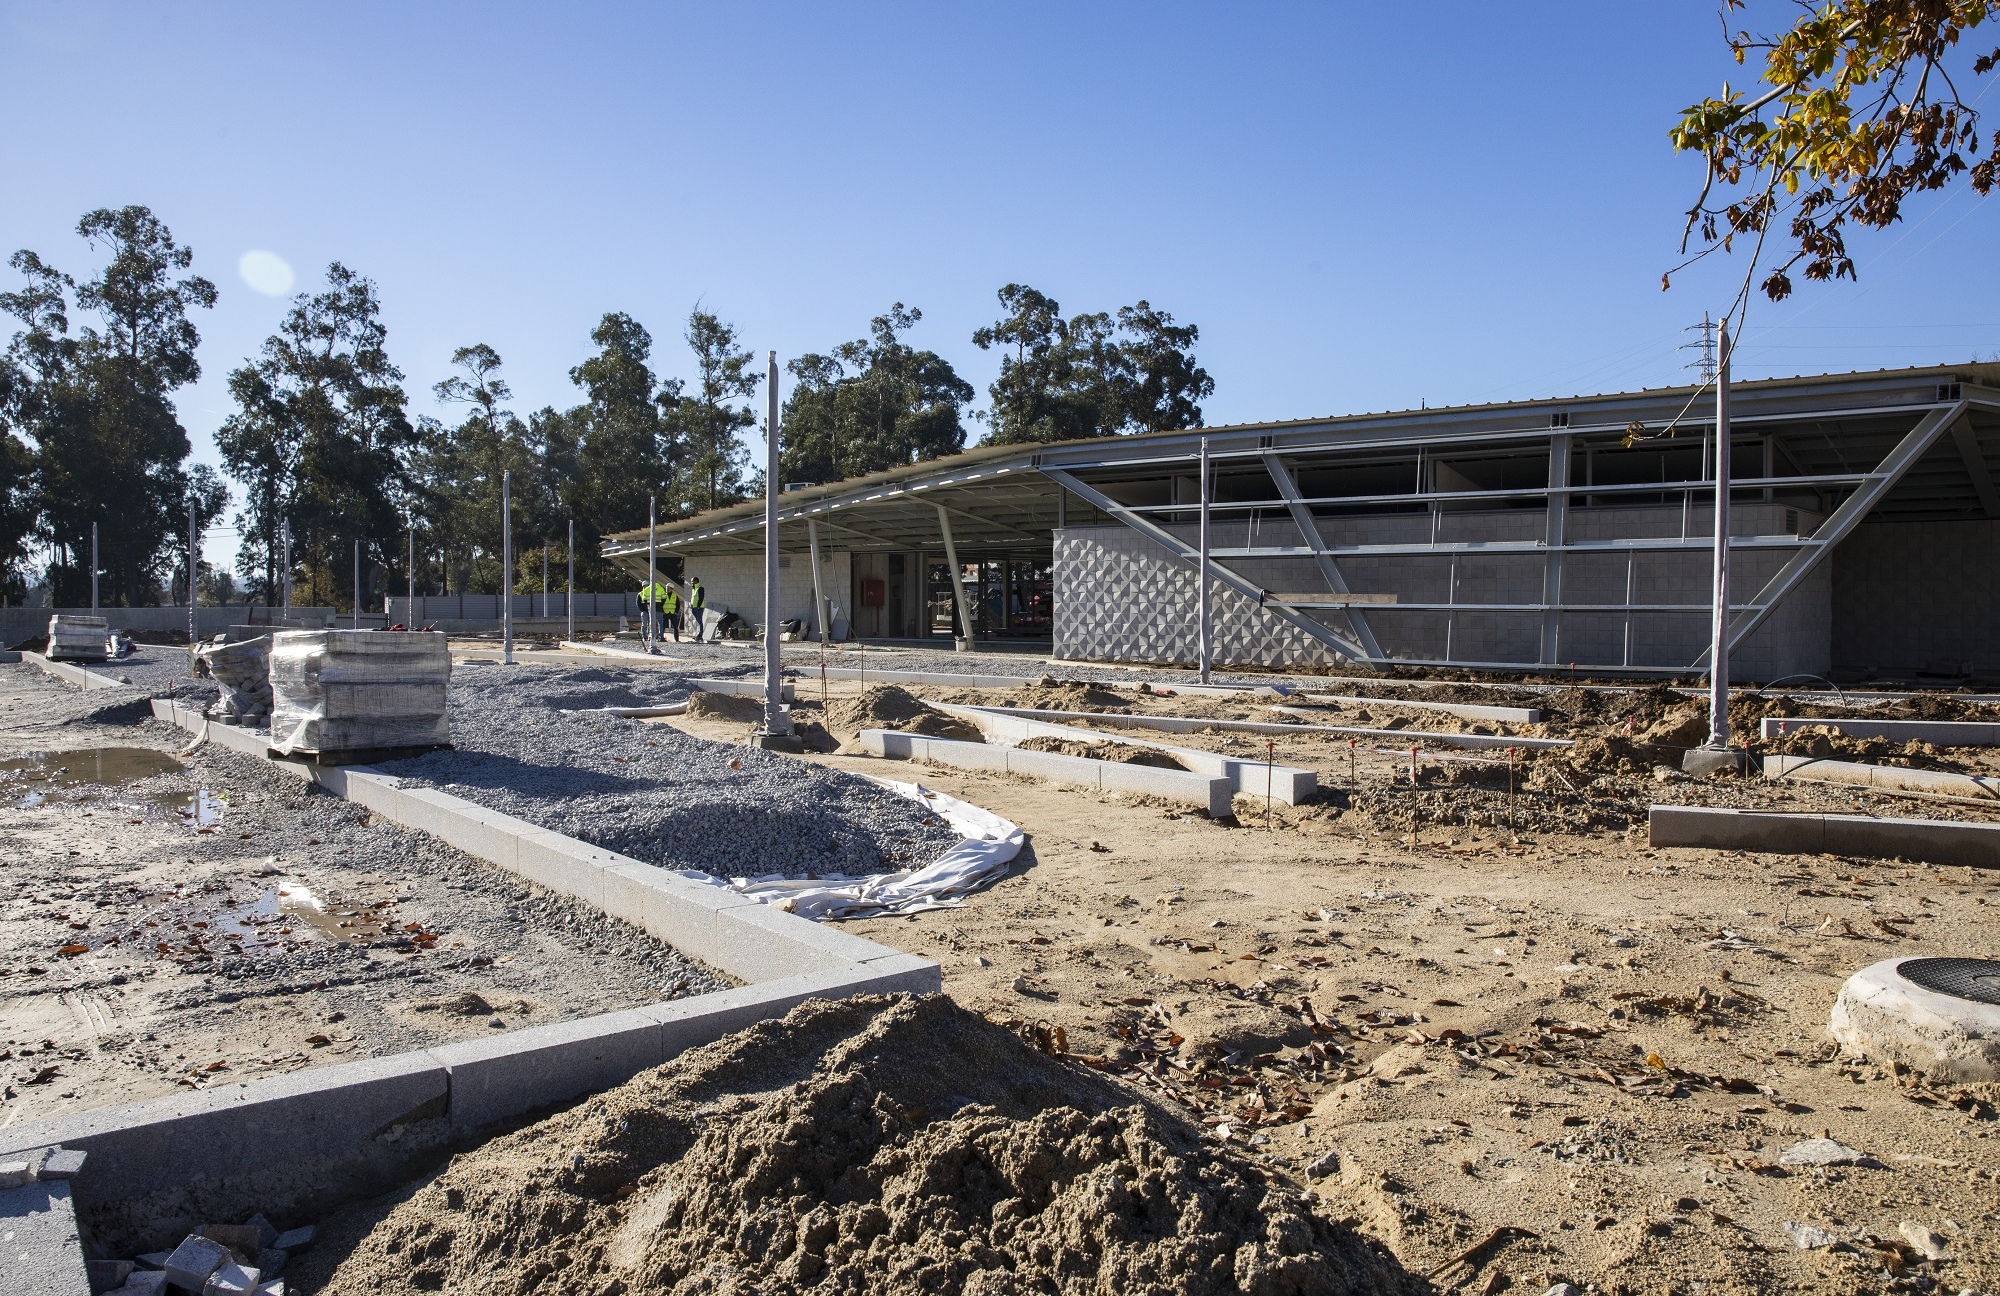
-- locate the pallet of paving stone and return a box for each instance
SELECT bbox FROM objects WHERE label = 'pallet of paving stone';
[268,629,452,759]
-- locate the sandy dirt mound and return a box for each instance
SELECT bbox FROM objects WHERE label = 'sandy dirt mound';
[685,691,767,723]
[1015,735,1189,770]
[314,995,1412,1296]
[993,679,1135,713]
[824,684,984,742]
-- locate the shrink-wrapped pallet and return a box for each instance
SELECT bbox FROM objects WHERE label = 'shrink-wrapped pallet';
[46,614,110,662]
[193,632,274,721]
[269,630,451,758]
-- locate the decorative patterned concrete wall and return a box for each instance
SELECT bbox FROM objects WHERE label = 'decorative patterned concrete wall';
[1053,502,1834,679]
[1834,519,2000,676]
[1053,526,1348,668]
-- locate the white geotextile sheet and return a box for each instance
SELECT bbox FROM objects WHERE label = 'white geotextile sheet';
[716,777,1024,921]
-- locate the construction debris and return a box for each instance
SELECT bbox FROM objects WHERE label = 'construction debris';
[116,1211,313,1295]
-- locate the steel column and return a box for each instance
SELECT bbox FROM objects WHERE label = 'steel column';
[936,504,975,645]
[1540,432,1570,665]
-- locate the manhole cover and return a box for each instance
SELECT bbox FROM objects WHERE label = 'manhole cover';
[1899,958,2000,1007]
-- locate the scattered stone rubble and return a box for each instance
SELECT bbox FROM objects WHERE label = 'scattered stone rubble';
[106,1212,315,1296]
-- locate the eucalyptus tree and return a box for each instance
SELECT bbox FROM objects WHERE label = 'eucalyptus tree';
[217,263,413,608]
[780,303,974,484]
[0,206,218,604]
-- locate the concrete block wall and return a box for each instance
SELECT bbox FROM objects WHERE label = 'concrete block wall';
[1833,519,2000,676]
[1053,501,1832,678]
[673,550,852,634]
[1,606,338,647]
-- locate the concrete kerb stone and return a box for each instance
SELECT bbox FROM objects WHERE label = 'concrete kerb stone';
[1303,693,1541,724]
[58,695,943,1247]
[25,650,134,691]
[860,728,1234,816]
[1764,753,2000,801]
[0,1050,449,1250]
[428,1004,670,1133]
[1265,707,1571,751]
[937,703,1318,805]
[1649,803,2000,866]
[1760,716,2000,746]
[1,1179,91,1296]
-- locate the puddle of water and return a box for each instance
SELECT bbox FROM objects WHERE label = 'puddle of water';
[178,788,225,829]
[0,747,183,791]
[210,879,392,949]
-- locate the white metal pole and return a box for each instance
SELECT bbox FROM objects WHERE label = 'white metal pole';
[646,496,657,651]
[188,497,197,647]
[407,528,415,628]
[541,546,548,620]
[502,469,514,663]
[90,522,98,611]
[761,350,789,736]
[1197,436,1212,685]
[352,538,361,630]
[566,519,575,644]
[1708,320,1732,748]
[281,521,291,621]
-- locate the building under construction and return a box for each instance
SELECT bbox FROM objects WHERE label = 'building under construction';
[604,362,2000,681]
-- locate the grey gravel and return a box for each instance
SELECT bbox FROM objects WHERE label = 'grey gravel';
[547,636,1337,691]
[381,664,960,877]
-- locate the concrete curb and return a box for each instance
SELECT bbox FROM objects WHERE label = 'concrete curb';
[858,727,1234,817]
[23,651,135,691]
[0,699,937,1254]
[1303,692,1541,724]
[1648,803,2000,866]
[937,703,1318,805]
[1764,754,2000,801]
[1760,716,2000,746]
[1265,706,1571,750]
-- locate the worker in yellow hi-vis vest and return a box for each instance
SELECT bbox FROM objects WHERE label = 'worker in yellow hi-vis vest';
[661,583,682,641]
[639,579,671,646]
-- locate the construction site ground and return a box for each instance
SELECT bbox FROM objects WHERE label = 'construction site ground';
[9,640,2000,1293]
[0,661,727,1130]
[668,672,2000,1294]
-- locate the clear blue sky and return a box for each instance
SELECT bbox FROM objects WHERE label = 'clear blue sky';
[6,2,2000,567]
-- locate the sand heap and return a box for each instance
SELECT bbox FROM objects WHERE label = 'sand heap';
[823,685,984,742]
[318,995,1411,1296]
[685,690,768,723]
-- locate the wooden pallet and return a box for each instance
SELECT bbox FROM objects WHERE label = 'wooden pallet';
[268,743,454,767]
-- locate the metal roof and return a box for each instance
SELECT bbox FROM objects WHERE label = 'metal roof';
[602,361,2000,567]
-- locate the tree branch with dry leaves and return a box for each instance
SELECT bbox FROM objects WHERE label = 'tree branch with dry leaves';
[1669,0,2000,327]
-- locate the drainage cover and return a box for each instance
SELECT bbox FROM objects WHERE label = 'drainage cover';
[1898,957,2000,1007]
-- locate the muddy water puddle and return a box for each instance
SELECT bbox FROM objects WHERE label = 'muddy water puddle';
[84,880,407,964]
[1,747,182,806]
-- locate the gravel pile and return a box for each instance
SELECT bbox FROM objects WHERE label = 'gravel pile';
[381,665,960,877]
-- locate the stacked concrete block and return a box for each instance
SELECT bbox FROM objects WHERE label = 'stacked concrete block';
[268,629,451,758]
